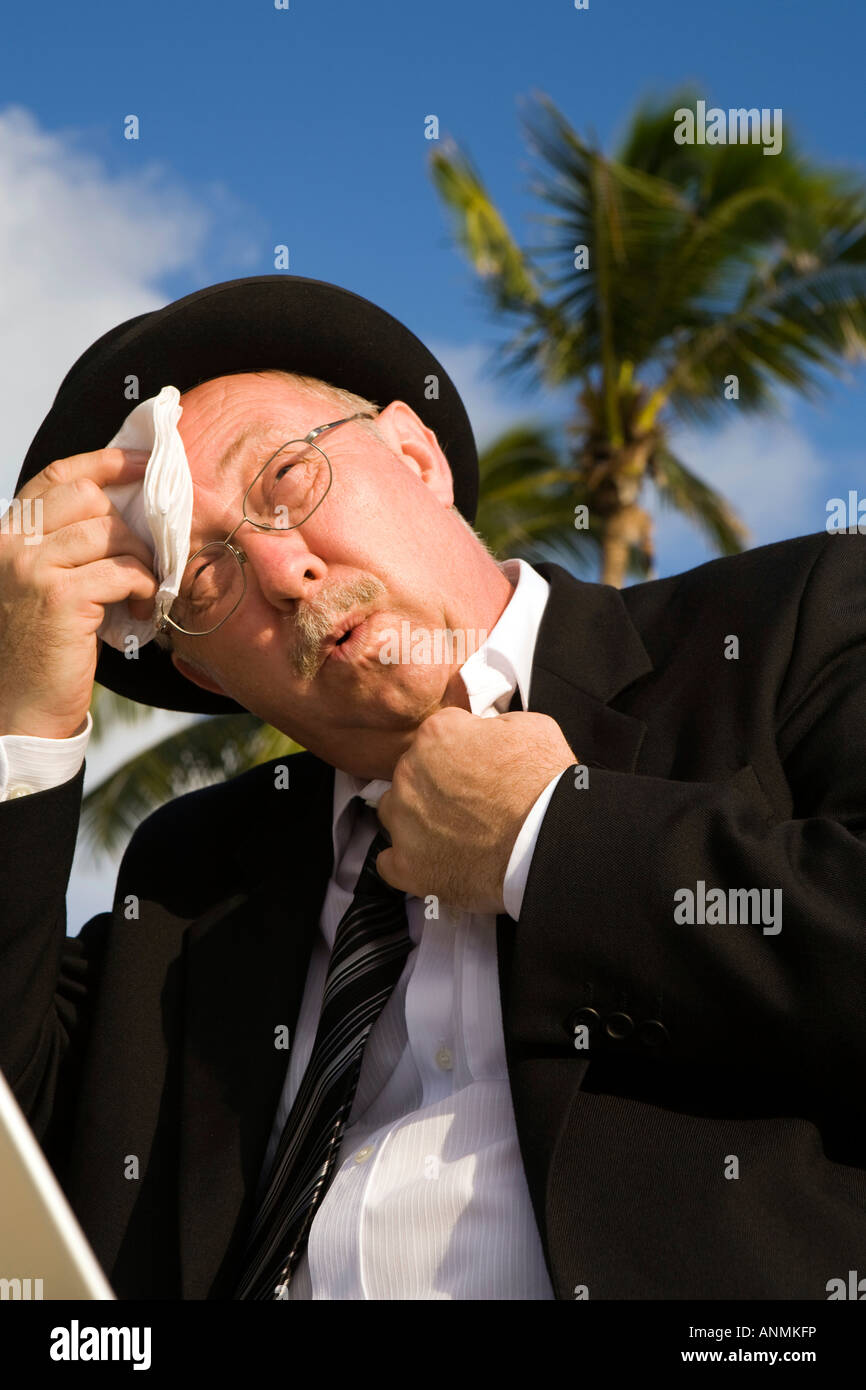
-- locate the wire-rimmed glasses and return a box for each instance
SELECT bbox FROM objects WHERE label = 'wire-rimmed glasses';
[157,411,377,637]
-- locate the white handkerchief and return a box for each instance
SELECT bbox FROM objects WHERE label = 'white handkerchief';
[97,385,193,651]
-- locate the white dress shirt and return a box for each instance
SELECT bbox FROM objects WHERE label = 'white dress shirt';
[0,557,567,1299]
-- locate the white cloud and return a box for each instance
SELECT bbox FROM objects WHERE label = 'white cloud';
[670,414,831,537]
[0,103,258,499]
[649,413,834,577]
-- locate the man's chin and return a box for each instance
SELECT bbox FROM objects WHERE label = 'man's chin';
[271,674,449,760]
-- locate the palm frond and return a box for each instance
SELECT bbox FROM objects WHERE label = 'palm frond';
[651,447,750,554]
[428,139,545,313]
[88,682,156,743]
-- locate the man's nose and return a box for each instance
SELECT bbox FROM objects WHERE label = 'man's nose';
[239,526,328,610]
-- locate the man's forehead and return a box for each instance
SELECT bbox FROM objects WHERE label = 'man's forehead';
[181,399,335,549]
[179,374,321,469]
[213,419,292,475]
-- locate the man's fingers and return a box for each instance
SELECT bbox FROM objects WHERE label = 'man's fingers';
[18,447,150,501]
[375,846,398,887]
[38,475,125,529]
[376,788,393,830]
[73,554,160,607]
[41,512,155,574]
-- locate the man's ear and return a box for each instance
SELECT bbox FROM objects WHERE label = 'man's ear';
[170,651,227,697]
[375,400,455,506]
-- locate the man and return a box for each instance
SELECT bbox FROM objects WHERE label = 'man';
[1,275,865,1301]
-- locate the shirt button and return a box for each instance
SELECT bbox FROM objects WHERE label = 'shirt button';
[435,1046,453,1071]
[353,1144,375,1164]
[6,785,33,799]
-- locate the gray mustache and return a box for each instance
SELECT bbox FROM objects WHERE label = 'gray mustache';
[290,575,386,679]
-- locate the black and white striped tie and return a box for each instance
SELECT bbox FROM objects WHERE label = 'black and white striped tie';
[234,819,412,1300]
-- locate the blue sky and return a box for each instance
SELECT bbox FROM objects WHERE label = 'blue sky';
[0,0,863,923]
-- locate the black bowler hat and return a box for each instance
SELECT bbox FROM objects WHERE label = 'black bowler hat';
[16,275,479,716]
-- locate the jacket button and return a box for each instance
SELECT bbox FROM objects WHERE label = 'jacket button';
[636,1019,670,1048]
[566,1006,601,1039]
[604,1012,634,1040]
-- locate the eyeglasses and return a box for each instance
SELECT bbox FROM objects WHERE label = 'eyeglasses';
[157,412,377,637]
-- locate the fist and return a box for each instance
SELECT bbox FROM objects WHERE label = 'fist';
[375,706,577,915]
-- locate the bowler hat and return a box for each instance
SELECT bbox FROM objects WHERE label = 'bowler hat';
[15,275,479,715]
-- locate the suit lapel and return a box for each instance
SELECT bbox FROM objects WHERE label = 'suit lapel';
[519,561,651,771]
[497,564,652,1007]
[498,562,653,1293]
[177,754,335,1299]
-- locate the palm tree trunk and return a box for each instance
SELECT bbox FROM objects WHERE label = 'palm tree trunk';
[599,503,654,587]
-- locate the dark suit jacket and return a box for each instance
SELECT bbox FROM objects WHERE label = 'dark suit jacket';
[2,530,865,1300]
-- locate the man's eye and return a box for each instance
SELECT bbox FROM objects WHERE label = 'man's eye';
[185,562,218,605]
[191,561,214,587]
[272,453,316,482]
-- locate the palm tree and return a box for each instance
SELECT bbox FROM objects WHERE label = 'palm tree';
[473,421,605,577]
[81,88,866,853]
[430,88,866,584]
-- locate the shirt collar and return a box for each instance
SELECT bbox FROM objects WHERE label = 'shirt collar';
[330,557,551,851]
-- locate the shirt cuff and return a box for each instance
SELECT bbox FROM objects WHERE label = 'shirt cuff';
[502,768,568,920]
[0,710,93,801]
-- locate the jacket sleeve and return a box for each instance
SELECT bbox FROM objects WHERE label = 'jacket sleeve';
[510,533,866,1108]
[0,763,110,1163]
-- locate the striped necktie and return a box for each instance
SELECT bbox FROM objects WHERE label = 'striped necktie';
[234,817,412,1299]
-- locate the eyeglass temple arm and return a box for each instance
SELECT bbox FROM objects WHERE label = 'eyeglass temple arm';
[306,410,377,443]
